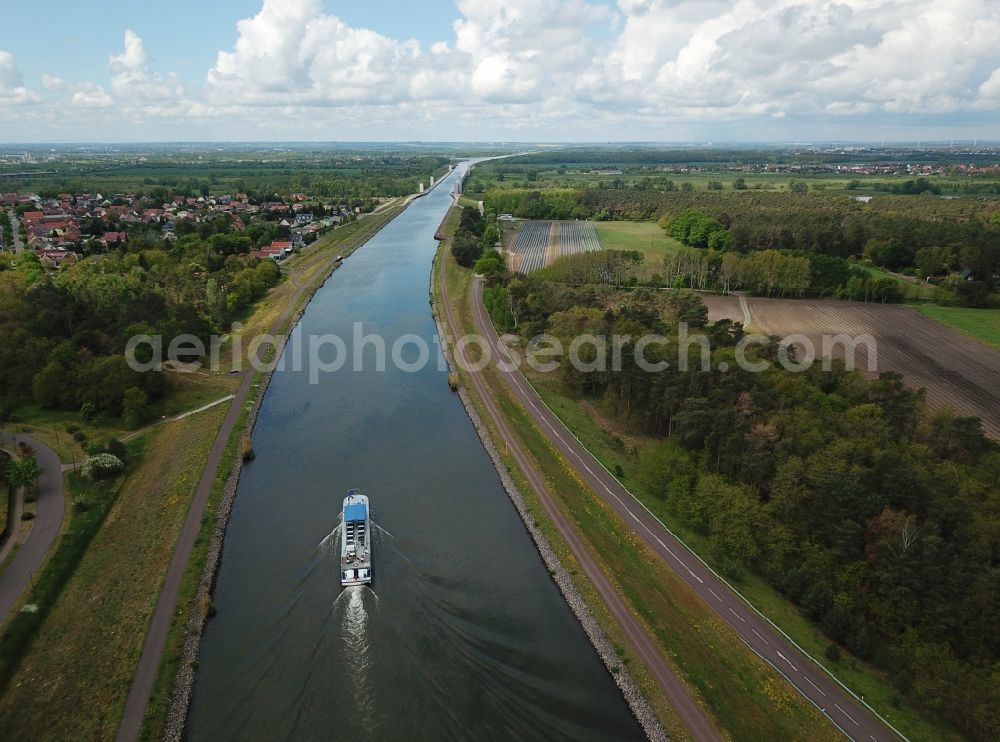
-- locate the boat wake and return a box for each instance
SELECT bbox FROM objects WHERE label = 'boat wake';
[317,525,340,553]
[339,585,375,728]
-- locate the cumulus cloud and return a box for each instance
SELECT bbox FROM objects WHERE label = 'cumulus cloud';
[0,50,39,104]
[5,0,1000,140]
[453,0,613,102]
[204,0,610,107]
[70,82,113,108]
[603,0,1000,119]
[0,51,23,89]
[199,0,1000,125]
[206,0,450,106]
[979,68,1000,100]
[41,73,64,91]
[109,30,183,101]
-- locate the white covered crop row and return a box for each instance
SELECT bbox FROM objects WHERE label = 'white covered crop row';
[508,220,601,273]
[559,221,601,257]
[509,220,551,272]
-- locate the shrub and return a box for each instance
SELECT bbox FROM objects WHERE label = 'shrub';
[825,643,842,663]
[81,453,124,480]
[240,436,255,462]
[104,438,128,462]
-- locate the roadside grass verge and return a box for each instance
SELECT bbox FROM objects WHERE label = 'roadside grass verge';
[0,407,226,741]
[529,378,962,742]
[153,372,238,420]
[0,466,127,692]
[918,305,1000,350]
[437,245,837,741]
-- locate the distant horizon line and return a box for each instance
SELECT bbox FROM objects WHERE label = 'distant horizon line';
[2,139,1000,148]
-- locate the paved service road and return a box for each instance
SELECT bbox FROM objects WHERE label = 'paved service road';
[0,433,65,623]
[469,277,902,742]
[440,258,721,741]
[6,209,24,253]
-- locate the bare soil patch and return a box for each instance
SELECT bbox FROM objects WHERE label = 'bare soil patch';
[747,298,1000,438]
[702,294,743,323]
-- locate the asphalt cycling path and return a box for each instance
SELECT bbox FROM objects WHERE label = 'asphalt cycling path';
[0,433,65,624]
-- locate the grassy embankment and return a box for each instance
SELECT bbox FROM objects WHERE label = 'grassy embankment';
[523,378,962,742]
[0,199,411,741]
[918,305,1000,350]
[435,217,837,741]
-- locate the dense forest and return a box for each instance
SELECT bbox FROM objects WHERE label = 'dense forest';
[480,269,1000,739]
[484,187,1000,305]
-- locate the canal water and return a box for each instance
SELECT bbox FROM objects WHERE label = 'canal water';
[188,163,644,741]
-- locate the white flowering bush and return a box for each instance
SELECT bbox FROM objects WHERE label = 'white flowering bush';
[81,453,124,480]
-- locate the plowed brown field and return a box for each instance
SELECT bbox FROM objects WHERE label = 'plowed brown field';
[746,298,1000,439]
[702,294,743,323]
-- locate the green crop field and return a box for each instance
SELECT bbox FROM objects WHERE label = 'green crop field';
[594,221,684,264]
[919,306,1000,349]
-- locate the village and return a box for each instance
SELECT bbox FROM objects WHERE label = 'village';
[0,188,372,267]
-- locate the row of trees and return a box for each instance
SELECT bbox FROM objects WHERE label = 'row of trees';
[539,245,903,301]
[479,272,1000,739]
[450,206,497,267]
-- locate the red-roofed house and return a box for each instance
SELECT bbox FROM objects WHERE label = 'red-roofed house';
[36,249,79,268]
